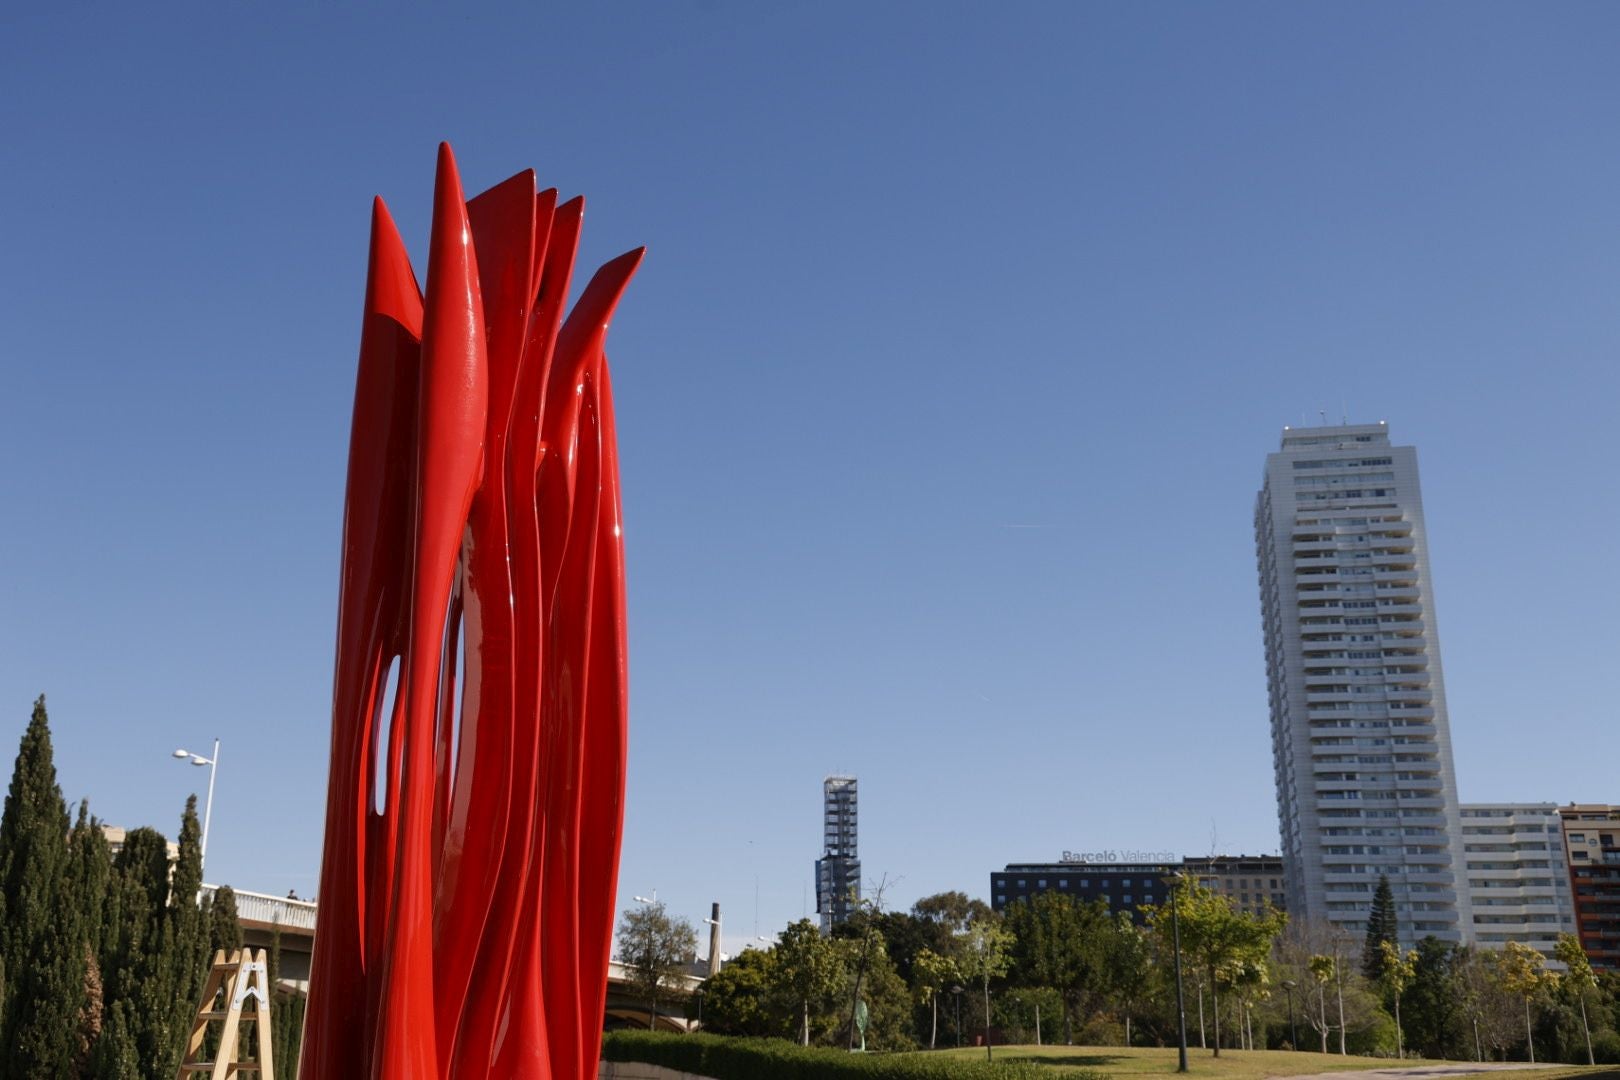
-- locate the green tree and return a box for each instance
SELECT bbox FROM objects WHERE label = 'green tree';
[206,887,242,962]
[1145,879,1284,1056]
[1378,941,1417,1059]
[831,933,913,1051]
[957,916,1012,1061]
[0,695,86,1078]
[1102,912,1154,1047]
[1554,935,1596,1065]
[1307,954,1336,1053]
[615,901,697,1031]
[266,924,305,1072]
[912,946,959,1049]
[694,946,777,1036]
[1003,890,1104,1044]
[1402,936,1464,1060]
[102,826,174,1076]
[1495,941,1546,1063]
[148,796,208,1078]
[774,918,840,1045]
[90,1001,140,1078]
[67,803,111,964]
[1362,875,1398,981]
[67,802,112,1077]
[913,891,993,934]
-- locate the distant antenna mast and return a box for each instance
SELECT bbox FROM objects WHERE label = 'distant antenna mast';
[1340,401,1348,425]
[1319,409,1328,426]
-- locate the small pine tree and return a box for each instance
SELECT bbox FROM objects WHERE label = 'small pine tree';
[0,695,87,1078]
[1363,875,1399,982]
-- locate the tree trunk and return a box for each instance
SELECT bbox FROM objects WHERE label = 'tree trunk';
[930,994,938,1050]
[1579,993,1593,1066]
[1335,977,1346,1055]
[1394,995,1403,1059]
[1211,974,1222,1057]
[983,978,993,1062]
[1124,1012,1130,1048]
[802,998,810,1047]
[1523,996,1534,1064]
[1197,982,1207,1049]
[1319,985,1329,1054]
[1472,1016,1481,1062]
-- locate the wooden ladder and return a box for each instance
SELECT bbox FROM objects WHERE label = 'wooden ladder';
[176,947,276,1079]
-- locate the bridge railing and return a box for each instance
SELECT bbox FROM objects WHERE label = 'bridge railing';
[201,884,319,932]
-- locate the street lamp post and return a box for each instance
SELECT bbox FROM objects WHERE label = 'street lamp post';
[172,738,220,878]
[1165,873,1189,1073]
[1282,979,1299,1050]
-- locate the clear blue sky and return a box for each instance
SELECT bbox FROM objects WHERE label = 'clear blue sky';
[3,4,1616,954]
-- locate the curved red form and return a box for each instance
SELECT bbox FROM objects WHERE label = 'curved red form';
[304,143,639,1080]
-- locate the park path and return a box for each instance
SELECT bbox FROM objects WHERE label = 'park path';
[1273,1065,1551,1080]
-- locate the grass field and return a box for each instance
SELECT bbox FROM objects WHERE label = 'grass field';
[918,1045,1620,1080]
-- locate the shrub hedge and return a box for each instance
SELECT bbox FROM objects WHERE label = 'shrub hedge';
[600,1031,1059,1080]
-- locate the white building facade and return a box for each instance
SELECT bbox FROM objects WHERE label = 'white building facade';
[1255,423,1472,945]
[1461,803,1576,962]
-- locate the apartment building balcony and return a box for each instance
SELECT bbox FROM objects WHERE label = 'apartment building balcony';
[1395,814,1448,828]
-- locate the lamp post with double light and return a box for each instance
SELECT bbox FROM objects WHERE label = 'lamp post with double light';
[1163,872,1189,1073]
[1282,979,1299,1049]
[171,738,219,878]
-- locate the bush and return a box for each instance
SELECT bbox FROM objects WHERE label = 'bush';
[1592,1028,1620,1065]
[601,1031,1050,1080]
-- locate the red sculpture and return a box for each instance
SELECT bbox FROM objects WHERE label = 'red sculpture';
[303,143,640,1079]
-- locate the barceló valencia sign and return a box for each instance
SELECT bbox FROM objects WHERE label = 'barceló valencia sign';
[1060,850,1179,864]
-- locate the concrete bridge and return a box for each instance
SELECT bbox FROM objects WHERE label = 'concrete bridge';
[201,886,704,1030]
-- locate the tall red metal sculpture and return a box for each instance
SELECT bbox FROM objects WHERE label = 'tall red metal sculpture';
[302,143,640,1080]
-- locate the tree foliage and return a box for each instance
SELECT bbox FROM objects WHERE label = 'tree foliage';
[1145,878,1284,1057]
[0,695,85,1078]
[1361,875,1398,982]
[616,901,698,1030]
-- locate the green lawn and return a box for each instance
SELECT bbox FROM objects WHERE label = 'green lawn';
[917,1045,1620,1080]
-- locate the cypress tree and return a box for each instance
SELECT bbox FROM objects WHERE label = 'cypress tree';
[0,695,86,1078]
[155,797,208,1078]
[103,827,171,1077]
[67,802,111,958]
[90,1000,139,1079]
[207,886,241,960]
[1363,874,1399,981]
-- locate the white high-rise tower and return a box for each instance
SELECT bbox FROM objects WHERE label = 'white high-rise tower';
[1255,422,1471,945]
